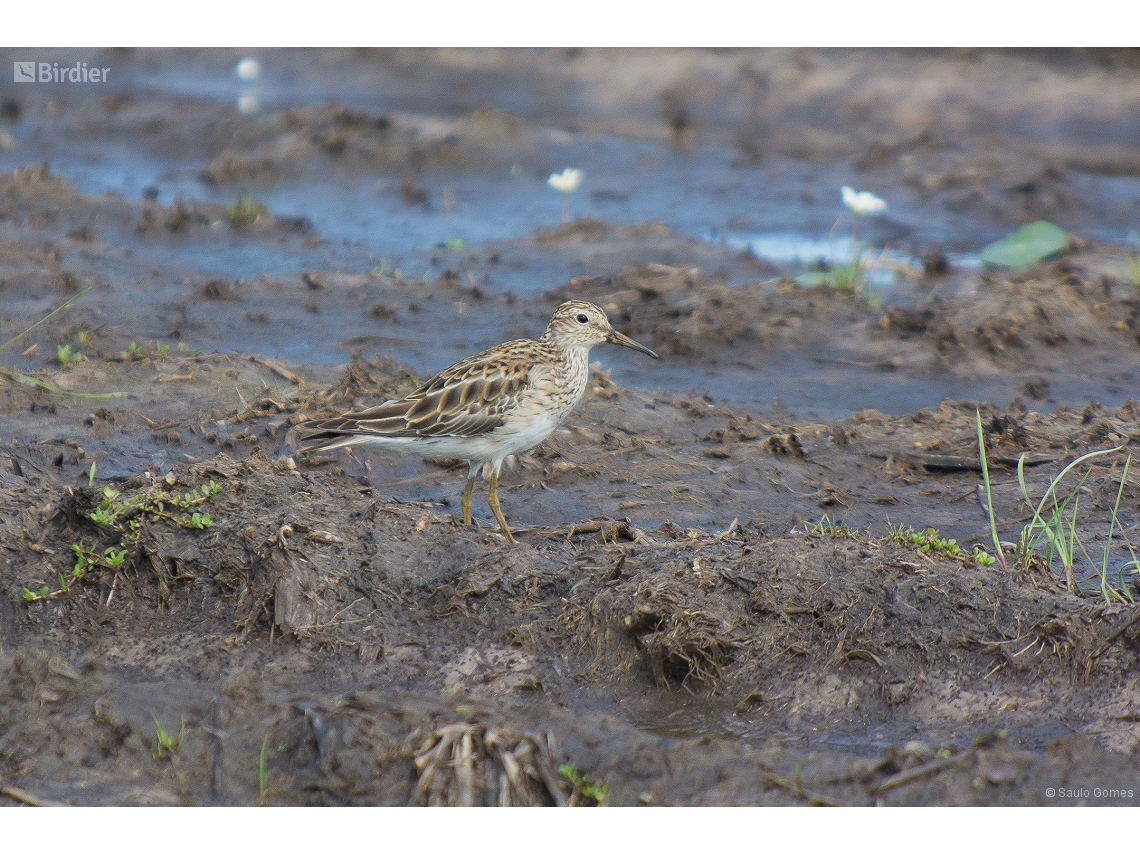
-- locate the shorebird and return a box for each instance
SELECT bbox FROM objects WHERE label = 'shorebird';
[301,300,658,543]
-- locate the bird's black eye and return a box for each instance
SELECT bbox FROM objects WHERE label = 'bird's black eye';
[576,313,589,324]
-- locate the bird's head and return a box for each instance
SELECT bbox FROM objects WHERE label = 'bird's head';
[542,300,658,359]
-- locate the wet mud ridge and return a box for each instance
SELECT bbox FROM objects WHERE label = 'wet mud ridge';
[2,354,1140,805]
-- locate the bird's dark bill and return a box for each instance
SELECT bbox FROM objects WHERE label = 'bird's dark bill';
[606,330,659,359]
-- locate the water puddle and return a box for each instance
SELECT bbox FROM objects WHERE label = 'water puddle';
[3,52,1139,420]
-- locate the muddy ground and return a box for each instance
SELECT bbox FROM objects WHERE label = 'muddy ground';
[1,48,1140,806]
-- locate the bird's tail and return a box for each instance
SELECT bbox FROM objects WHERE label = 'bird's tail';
[301,431,377,451]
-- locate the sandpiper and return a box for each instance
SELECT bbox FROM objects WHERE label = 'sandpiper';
[301,300,658,543]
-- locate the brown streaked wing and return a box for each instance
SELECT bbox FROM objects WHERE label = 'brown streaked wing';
[304,341,538,441]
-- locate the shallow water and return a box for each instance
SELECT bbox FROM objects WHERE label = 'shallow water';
[4,49,1140,424]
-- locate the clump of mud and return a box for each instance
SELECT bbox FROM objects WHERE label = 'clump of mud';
[544,254,1140,390]
[198,101,539,188]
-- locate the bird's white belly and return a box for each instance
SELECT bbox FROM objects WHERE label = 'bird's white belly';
[342,409,562,465]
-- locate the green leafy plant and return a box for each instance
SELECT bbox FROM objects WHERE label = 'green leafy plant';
[23,479,222,602]
[129,340,172,359]
[22,542,126,601]
[86,480,221,537]
[187,511,212,529]
[559,763,608,806]
[151,713,187,787]
[887,522,994,565]
[56,343,83,366]
[979,221,1067,268]
[226,195,265,228]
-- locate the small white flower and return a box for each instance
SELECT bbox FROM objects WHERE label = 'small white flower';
[236,58,261,81]
[548,168,583,194]
[841,186,888,216]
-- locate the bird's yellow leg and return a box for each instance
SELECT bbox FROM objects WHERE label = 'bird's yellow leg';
[460,474,475,526]
[486,471,516,544]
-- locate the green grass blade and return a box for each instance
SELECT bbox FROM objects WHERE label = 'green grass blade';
[0,288,91,354]
[976,410,1007,570]
[0,367,124,399]
[1017,445,1122,567]
[258,736,270,806]
[1101,455,1132,603]
[1067,494,1079,569]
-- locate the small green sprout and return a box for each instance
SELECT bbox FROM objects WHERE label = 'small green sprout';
[152,714,181,758]
[227,195,265,228]
[90,506,115,526]
[559,763,608,806]
[57,343,84,366]
[151,713,187,787]
[185,512,212,530]
[809,515,850,536]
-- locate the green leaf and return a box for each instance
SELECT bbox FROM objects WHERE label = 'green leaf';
[0,367,123,399]
[22,587,36,602]
[979,221,1067,268]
